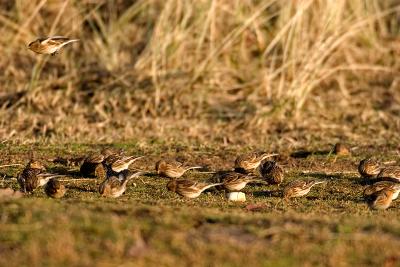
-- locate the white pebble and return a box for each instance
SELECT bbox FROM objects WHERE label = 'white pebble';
[227,192,246,202]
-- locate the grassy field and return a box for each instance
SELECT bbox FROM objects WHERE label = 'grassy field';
[1,143,400,266]
[1,0,400,266]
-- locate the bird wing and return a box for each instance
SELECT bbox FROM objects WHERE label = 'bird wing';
[42,36,69,44]
[170,160,183,168]
[86,153,105,164]
[111,156,140,172]
[177,180,201,193]
[379,167,400,178]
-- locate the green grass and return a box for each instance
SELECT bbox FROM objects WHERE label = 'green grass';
[1,144,400,266]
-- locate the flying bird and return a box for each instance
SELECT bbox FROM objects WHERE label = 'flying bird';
[28,36,79,55]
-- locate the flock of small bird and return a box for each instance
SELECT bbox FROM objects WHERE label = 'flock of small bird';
[0,144,399,211]
[13,36,400,210]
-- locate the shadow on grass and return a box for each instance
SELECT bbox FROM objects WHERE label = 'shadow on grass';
[253,190,282,198]
[47,166,90,179]
[0,172,14,179]
[290,150,332,158]
[66,184,97,193]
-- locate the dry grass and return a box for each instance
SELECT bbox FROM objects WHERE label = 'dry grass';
[0,1,399,143]
[1,2,400,265]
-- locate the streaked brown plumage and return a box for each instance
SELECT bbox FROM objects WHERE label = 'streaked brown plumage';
[377,166,400,182]
[17,160,61,192]
[80,152,106,177]
[28,36,79,55]
[99,171,145,198]
[234,151,277,173]
[80,148,122,177]
[370,188,395,210]
[167,179,222,198]
[104,155,144,174]
[358,158,380,180]
[283,179,325,199]
[94,163,107,180]
[45,178,66,198]
[50,156,85,167]
[259,161,284,185]
[215,172,265,191]
[333,143,351,156]
[364,181,400,200]
[155,160,202,178]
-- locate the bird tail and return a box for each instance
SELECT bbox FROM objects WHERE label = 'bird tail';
[112,156,145,172]
[38,174,65,186]
[60,39,80,47]
[204,182,223,190]
[125,155,145,166]
[120,171,147,186]
[261,153,279,161]
[311,180,327,186]
[38,173,64,178]
[66,39,80,43]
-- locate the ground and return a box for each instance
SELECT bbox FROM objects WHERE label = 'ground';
[1,143,400,267]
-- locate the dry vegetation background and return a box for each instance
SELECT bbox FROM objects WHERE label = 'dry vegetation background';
[3,1,400,266]
[0,0,400,146]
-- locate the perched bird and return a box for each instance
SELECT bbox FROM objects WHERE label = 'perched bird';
[28,36,79,55]
[377,166,400,182]
[332,143,351,156]
[259,161,284,185]
[166,179,222,198]
[94,163,107,180]
[103,154,145,177]
[215,172,266,192]
[98,171,145,198]
[234,151,278,173]
[17,160,62,193]
[80,148,121,177]
[358,158,381,180]
[283,179,326,199]
[364,181,400,200]
[155,160,202,178]
[45,178,66,199]
[80,152,105,177]
[370,188,396,210]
